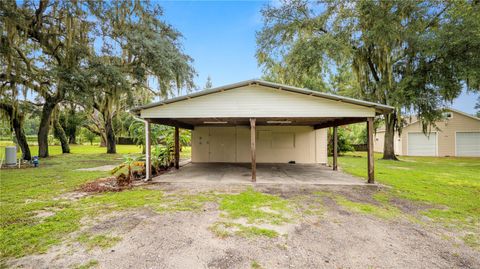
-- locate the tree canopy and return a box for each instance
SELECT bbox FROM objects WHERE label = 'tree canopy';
[257,0,480,159]
[1,0,195,158]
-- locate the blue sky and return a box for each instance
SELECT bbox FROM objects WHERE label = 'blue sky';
[160,1,478,114]
[161,1,264,87]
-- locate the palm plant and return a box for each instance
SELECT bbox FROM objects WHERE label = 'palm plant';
[111,155,142,184]
[152,145,174,172]
[129,121,191,152]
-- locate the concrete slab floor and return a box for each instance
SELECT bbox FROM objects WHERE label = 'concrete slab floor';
[152,163,368,185]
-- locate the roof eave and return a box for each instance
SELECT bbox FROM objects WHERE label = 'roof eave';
[130,79,395,115]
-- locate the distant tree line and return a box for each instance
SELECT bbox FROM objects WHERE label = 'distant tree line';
[1,0,195,160]
[257,0,480,160]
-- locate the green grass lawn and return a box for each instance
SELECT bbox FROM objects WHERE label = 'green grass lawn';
[0,143,196,260]
[0,145,142,259]
[335,152,480,228]
[0,143,142,159]
[1,145,479,261]
[180,146,191,159]
[0,143,192,160]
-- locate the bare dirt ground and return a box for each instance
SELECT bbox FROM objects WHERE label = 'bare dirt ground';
[9,183,480,269]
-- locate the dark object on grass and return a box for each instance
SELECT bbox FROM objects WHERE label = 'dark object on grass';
[132,170,144,181]
[116,173,130,186]
[32,156,39,167]
[117,137,135,145]
[352,144,367,151]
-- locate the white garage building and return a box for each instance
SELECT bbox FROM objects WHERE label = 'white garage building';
[132,79,393,182]
[374,108,480,157]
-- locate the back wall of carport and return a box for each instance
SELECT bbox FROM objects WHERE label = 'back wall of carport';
[191,126,328,164]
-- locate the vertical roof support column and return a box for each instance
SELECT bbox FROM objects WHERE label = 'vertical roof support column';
[367,117,375,183]
[174,126,180,169]
[145,121,152,181]
[250,118,256,182]
[332,126,338,171]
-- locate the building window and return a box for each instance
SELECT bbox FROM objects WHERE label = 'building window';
[443,112,453,119]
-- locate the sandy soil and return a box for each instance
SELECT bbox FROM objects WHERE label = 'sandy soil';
[76,165,118,172]
[8,183,480,269]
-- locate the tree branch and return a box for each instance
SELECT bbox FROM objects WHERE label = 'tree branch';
[424,3,451,31]
[366,54,380,82]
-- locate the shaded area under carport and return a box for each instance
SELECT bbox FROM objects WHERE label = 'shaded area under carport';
[152,163,366,185]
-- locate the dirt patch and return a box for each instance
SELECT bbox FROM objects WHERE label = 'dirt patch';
[55,191,89,201]
[76,165,117,172]
[388,196,438,215]
[207,249,245,269]
[260,185,316,198]
[386,166,412,170]
[0,163,33,169]
[77,176,132,193]
[231,217,296,235]
[331,185,383,204]
[86,209,157,235]
[7,183,480,269]
[33,210,56,219]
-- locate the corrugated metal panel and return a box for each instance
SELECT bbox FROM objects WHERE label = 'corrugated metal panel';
[374,132,403,155]
[315,129,328,163]
[141,85,376,118]
[191,126,327,164]
[132,79,394,114]
[208,127,236,162]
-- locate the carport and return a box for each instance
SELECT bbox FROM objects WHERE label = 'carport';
[154,163,366,185]
[131,79,393,184]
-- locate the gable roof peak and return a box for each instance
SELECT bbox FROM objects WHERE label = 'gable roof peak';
[131,79,394,114]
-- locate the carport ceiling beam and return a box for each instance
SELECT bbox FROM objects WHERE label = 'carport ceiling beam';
[314,117,367,129]
[146,118,194,130]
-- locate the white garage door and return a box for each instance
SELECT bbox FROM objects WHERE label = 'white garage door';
[456,132,480,156]
[408,132,437,156]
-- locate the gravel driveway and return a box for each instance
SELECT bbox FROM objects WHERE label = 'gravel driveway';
[9,183,480,269]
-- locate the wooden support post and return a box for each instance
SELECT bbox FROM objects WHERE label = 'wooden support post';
[332,126,338,171]
[367,117,375,183]
[145,121,152,181]
[250,118,256,182]
[174,126,180,169]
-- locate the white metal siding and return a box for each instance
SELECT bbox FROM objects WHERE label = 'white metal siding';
[401,110,480,157]
[407,132,437,156]
[141,85,376,118]
[374,131,403,155]
[456,132,480,156]
[315,128,328,164]
[191,126,328,164]
[208,127,236,162]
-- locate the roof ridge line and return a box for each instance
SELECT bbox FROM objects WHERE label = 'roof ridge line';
[131,79,394,114]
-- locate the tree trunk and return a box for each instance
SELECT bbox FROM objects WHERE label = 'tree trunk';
[105,116,116,154]
[1,103,31,160]
[66,105,78,144]
[13,114,32,161]
[53,118,70,153]
[100,136,107,147]
[38,101,56,158]
[68,132,76,144]
[383,113,398,160]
